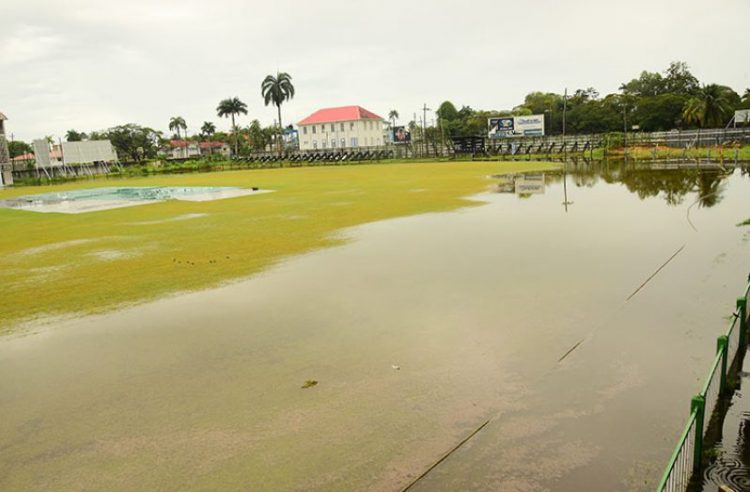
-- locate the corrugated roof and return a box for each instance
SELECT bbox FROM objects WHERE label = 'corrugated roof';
[298,105,383,125]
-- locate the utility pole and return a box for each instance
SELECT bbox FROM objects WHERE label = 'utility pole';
[422,103,431,158]
[623,99,628,158]
[562,88,567,160]
[562,88,567,137]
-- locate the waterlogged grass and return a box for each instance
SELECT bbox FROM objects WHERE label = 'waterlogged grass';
[593,144,750,161]
[0,160,555,331]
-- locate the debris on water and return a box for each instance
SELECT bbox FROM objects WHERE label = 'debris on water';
[301,380,318,389]
[391,364,400,370]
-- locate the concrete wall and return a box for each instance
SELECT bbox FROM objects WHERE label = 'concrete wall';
[298,119,386,151]
[0,134,12,186]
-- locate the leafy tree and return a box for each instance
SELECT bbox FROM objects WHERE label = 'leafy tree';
[261,72,295,154]
[741,89,750,109]
[94,124,161,162]
[216,97,248,156]
[65,129,87,142]
[620,70,666,97]
[8,140,32,158]
[632,94,688,131]
[436,101,459,121]
[682,84,735,128]
[200,121,216,139]
[662,61,699,96]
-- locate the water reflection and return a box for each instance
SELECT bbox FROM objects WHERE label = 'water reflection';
[0,162,748,491]
[496,160,744,209]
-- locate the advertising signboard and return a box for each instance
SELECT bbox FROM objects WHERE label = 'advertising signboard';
[392,126,411,144]
[488,114,545,138]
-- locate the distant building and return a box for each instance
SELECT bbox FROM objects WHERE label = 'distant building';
[166,140,231,159]
[0,112,13,185]
[297,105,386,151]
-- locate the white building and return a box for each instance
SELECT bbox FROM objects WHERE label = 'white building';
[297,105,386,151]
[165,140,231,159]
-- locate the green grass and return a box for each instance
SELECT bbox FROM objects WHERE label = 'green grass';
[592,144,750,161]
[0,160,556,332]
[738,218,750,227]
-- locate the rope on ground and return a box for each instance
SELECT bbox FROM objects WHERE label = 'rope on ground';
[626,244,686,301]
[400,419,491,491]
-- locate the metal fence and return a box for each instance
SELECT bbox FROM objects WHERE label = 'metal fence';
[657,275,750,491]
[660,413,698,492]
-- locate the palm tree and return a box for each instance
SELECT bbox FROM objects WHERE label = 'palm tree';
[388,110,399,129]
[168,116,187,157]
[216,97,248,156]
[261,72,295,154]
[681,84,734,128]
[200,121,216,139]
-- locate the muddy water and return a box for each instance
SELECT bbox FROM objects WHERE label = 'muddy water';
[1,163,749,491]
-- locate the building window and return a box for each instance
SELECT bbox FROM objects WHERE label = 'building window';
[313,140,317,149]
[331,139,336,148]
[330,123,335,132]
[321,125,325,133]
[322,140,327,149]
[351,137,358,147]
[312,126,316,134]
[303,126,308,135]
[341,138,345,148]
[340,123,345,131]
[350,122,354,130]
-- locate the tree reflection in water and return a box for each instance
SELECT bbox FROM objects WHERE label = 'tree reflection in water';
[536,161,735,208]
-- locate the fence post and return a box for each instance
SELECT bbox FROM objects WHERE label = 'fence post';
[738,296,748,349]
[691,395,705,471]
[717,335,729,394]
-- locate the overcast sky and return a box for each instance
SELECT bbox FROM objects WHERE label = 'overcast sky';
[2,0,748,142]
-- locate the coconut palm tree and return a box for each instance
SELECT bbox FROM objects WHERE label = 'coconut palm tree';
[261,72,295,154]
[200,121,216,139]
[216,97,248,156]
[168,116,187,156]
[681,84,734,128]
[388,110,399,129]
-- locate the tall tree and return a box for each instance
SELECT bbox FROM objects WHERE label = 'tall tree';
[65,129,87,142]
[682,84,735,128]
[216,97,248,156]
[662,61,699,96]
[200,121,216,139]
[168,116,187,156]
[261,72,295,154]
[388,109,399,129]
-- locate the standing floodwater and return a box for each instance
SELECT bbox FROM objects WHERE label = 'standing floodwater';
[0,162,748,491]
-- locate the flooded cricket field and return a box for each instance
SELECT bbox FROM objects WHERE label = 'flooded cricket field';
[1,161,749,491]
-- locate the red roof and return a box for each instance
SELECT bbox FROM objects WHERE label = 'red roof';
[199,141,226,149]
[298,105,383,125]
[169,139,192,148]
[12,152,34,161]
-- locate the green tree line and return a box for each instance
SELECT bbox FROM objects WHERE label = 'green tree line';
[432,61,749,138]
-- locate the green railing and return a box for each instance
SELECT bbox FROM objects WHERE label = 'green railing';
[657,276,750,491]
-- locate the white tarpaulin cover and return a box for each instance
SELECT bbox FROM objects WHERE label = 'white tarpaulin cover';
[62,140,117,165]
[32,139,52,168]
